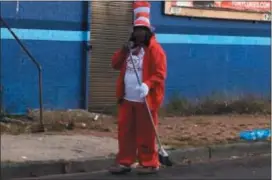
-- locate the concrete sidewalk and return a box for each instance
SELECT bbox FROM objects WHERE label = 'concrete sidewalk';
[1,134,271,180]
[1,134,118,162]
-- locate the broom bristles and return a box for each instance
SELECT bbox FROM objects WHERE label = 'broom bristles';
[159,152,173,166]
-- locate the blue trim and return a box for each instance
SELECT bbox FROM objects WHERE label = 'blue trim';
[1,28,90,42]
[1,28,270,45]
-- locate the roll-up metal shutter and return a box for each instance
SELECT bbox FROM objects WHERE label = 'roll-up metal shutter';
[89,1,133,111]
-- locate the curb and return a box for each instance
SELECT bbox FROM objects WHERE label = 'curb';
[1,157,114,180]
[1,141,271,180]
[169,141,271,164]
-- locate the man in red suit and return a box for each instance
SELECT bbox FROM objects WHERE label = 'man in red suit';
[109,1,167,175]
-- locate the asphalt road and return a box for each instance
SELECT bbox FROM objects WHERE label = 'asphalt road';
[16,155,271,180]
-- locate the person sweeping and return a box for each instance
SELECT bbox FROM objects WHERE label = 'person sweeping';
[108,0,167,175]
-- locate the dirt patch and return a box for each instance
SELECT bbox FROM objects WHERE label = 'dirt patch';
[0,109,117,135]
[158,115,270,147]
[61,114,270,148]
[1,110,270,147]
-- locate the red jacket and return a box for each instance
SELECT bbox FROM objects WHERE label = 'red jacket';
[111,36,167,110]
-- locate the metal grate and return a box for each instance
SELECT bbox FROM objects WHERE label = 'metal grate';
[89,1,133,111]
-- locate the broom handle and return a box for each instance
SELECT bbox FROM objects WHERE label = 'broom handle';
[128,50,163,150]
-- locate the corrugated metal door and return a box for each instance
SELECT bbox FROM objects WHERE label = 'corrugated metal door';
[89,1,133,111]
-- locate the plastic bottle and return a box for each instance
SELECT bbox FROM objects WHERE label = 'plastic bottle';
[239,129,271,141]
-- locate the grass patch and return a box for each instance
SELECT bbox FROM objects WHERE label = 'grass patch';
[161,93,271,116]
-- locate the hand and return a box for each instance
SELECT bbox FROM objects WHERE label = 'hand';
[121,42,132,54]
[136,83,149,98]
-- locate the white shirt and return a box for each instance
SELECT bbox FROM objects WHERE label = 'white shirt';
[124,47,145,102]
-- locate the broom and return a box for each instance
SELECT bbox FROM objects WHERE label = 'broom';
[128,47,173,167]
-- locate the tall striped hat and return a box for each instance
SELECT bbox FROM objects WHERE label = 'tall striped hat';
[133,0,151,30]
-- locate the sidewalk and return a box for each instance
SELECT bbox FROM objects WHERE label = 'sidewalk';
[1,134,117,162]
[1,113,270,163]
[1,112,270,179]
[1,133,270,179]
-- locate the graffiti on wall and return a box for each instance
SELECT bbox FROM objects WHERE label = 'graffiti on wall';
[164,1,271,21]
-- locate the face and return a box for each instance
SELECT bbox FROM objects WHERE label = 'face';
[133,27,148,46]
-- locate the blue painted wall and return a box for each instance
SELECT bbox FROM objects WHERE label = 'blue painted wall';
[150,2,271,101]
[1,1,271,114]
[1,1,89,114]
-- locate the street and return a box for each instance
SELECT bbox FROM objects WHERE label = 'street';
[16,155,271,180]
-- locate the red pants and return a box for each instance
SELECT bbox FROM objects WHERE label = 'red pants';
[116,99,159,167]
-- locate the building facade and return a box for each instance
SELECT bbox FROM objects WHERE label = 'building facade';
[152,2,271,101]
[1,1,271,114]
[1,1,90,114]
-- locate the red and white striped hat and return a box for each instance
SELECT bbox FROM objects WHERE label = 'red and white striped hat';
[133,0,152,30]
